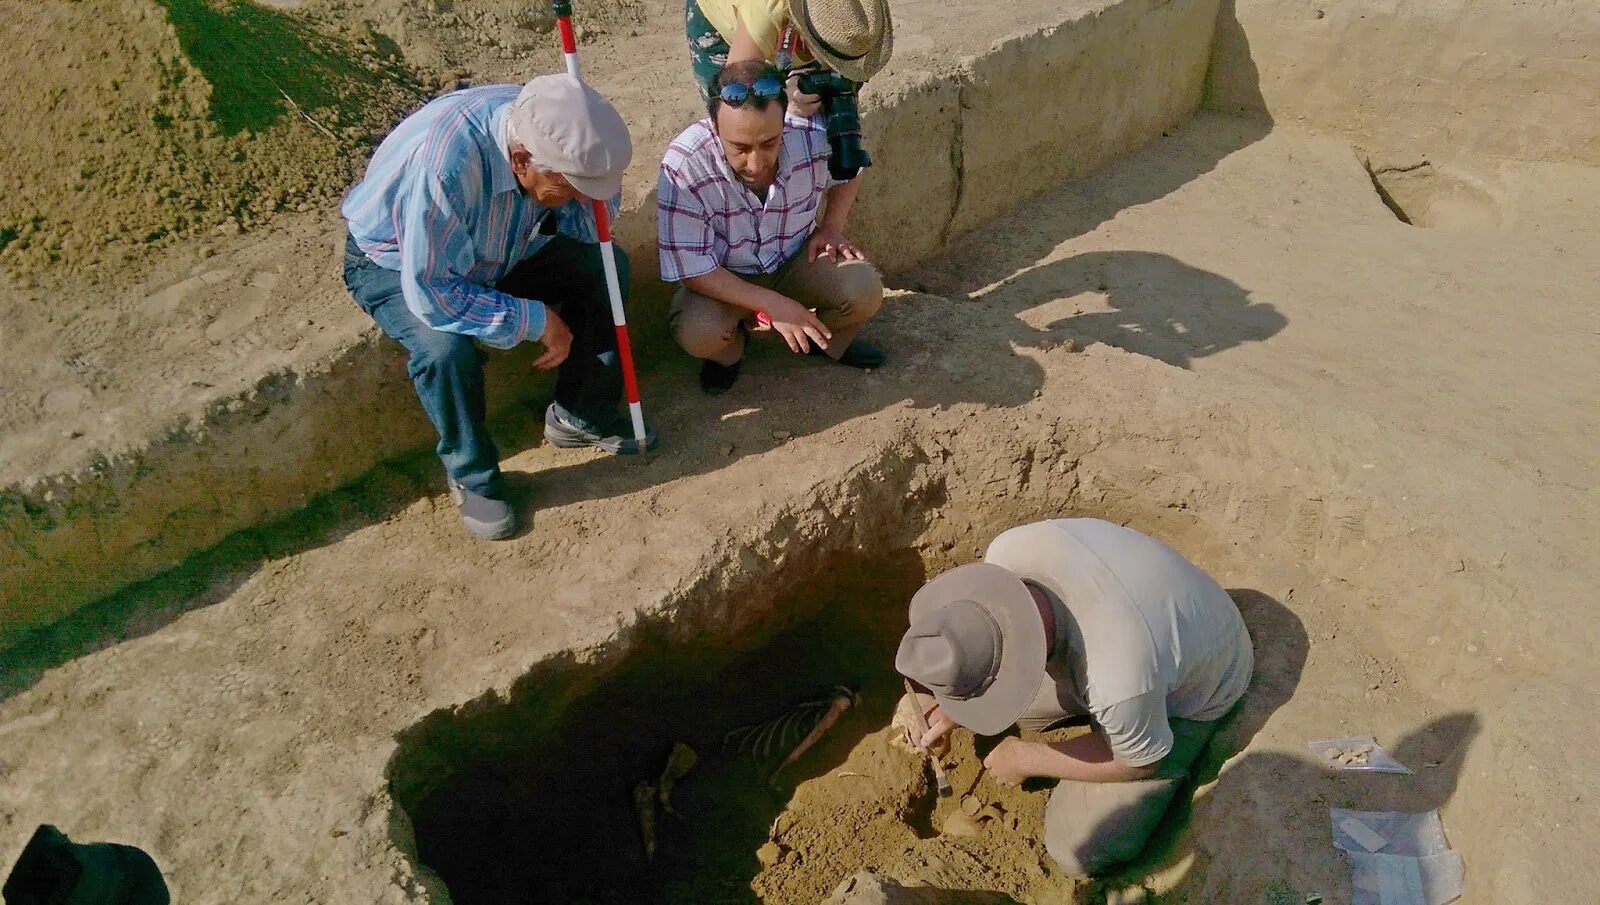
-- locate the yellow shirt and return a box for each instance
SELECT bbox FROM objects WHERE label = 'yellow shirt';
[697,0,813,64]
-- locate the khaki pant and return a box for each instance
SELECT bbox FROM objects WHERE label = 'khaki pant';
[1042,717,1216,876]
[670,253,884,366]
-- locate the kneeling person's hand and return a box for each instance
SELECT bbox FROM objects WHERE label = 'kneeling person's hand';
[983,737,1034,787]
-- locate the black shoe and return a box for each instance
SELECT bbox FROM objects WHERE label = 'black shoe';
[544,404,660,454]
[699,359,742,395]
[813,338,887,369]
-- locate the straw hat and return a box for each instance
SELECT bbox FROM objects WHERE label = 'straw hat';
[787,0,893,83]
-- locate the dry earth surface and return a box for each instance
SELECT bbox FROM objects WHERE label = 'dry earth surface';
[1,0,1598,903]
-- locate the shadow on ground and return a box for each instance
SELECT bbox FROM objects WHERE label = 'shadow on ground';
[902,114,1283,372]
[154,0,388,135]
[973,250,1286,370]
[1091,590,1479,904]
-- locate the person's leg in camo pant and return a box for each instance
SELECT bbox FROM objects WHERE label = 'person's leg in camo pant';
[685,0,729,100]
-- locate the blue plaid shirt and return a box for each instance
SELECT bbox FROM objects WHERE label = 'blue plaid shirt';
[342,85,621,348]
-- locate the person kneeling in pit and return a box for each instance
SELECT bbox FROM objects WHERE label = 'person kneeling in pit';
[895,518,1255,876]
[657,60,887,395]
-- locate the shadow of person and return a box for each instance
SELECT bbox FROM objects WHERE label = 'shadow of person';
[970,250,1287,370]
[1080,588,1480,904]
[825,870,1024,905]
[1113,711,1482,904]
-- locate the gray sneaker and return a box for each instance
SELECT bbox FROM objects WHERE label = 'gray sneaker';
[543,404,659,455]
[449,481,516,540]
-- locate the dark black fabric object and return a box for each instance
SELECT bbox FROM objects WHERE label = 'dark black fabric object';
[3,825,169,905]
[699,359,741,394]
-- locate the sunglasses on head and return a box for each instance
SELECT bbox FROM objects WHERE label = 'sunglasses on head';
[718,75,785,107]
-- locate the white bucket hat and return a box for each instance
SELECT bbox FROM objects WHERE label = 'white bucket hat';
[787,0,893,83]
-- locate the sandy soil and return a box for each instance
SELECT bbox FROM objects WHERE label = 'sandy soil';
[1,105,1596,903]
[2,0,1598,902]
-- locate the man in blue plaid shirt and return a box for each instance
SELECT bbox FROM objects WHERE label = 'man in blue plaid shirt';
[343,74,657,541]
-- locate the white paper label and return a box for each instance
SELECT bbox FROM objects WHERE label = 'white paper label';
[1340,816,1390,852]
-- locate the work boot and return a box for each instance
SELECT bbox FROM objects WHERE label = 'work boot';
[544,403,660,455]
[811,338,887,369]
[699,359,742,395]
[449,480,516,540]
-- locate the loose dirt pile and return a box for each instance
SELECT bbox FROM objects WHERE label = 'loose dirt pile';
[751,724,1083,904]
[0,0,423,287]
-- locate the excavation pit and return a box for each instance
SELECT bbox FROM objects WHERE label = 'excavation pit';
[1364,160,1504,232]
[389,513,1318,905]
[2,1,1592,900]
[399,548,936,905]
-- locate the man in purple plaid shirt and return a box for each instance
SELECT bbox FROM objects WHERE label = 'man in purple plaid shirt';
[658,61,887,394]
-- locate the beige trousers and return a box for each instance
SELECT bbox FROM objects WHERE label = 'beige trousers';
[670,253,884,366]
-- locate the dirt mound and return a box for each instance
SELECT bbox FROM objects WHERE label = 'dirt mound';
[0,0,423,287]
[752,725,1083,905]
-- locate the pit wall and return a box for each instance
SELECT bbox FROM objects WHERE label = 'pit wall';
[1205,0,1600,165]
[0,0,1222,641]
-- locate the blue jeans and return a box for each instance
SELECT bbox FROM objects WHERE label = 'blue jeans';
[342,234,629,495]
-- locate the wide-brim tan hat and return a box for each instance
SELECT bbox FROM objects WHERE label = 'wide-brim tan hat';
[787,0,893,83]
[894,562,1046,736]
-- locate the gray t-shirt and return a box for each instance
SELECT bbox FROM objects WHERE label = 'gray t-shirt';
[986,519,1254,767]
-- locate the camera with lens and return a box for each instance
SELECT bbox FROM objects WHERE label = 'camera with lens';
[795,69,871,182]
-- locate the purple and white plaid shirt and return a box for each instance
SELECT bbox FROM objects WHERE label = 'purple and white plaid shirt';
[657,114,844,282]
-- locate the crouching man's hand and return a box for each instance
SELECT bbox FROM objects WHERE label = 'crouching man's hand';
[806,227,865,263]
[761,294,832,355]
[534,304,572,369]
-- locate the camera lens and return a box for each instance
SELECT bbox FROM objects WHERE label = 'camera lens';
[797,72,872,182]
[824,102,869,181]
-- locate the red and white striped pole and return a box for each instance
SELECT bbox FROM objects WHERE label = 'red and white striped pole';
[551,0,649,450]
